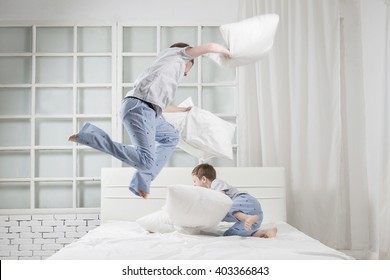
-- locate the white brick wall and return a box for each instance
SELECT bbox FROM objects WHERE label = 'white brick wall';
[0,213,100,260]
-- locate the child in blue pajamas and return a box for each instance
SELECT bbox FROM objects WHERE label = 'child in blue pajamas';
[69,42,230,199]
[192,163,277,238]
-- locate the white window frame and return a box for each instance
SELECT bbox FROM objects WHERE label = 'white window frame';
[0,22,238,214]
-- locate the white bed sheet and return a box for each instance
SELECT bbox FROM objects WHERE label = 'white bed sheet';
[48,221,353,260]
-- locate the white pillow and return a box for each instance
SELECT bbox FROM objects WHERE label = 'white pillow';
[208,14,280,67]
[136,210,175,233]
[165,185,232,229]
[163,97,236,161]
[182,106,235,160]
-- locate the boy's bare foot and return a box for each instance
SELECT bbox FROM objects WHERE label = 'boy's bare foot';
[244,215,260,231]
[68,134,77,142]
[139,190,148,199]
[233,212,260,232]
[252,227,277,238]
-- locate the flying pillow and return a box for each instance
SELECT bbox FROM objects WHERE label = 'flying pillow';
[208,14,280,67]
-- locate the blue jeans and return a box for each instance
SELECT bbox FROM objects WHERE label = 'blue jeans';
[76,97,179,197]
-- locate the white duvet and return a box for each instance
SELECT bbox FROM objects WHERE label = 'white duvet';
[48,221,353,260]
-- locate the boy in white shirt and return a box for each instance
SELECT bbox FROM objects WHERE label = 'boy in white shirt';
[192,163,277,238]
[69,43,230,199]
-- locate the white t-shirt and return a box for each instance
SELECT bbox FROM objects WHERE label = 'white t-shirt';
[126,47,193,116]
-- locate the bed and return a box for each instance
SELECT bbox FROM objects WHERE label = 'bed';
[48,167,353,260]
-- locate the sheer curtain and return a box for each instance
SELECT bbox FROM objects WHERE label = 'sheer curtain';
[238,0,389,259]
[377,0,390,260]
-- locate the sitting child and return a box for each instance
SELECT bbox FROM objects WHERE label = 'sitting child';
[192,163,277,238]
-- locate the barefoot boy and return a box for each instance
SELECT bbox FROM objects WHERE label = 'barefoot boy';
[192,163,277,238]
[69,42,230,199]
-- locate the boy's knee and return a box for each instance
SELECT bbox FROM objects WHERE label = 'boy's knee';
[133,151,155,171]
[138,156,155,171]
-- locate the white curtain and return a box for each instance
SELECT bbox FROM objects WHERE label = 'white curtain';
[238,0,390,259]
[377,0,390,260]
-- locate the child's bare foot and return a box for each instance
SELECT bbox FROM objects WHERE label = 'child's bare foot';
[139,190,148,199]
[68,134,77,142]
[233,212,260,232]
[252,227,277,238]
[244,215,260,231]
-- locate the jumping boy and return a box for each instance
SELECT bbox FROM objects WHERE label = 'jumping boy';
[69,42,230,199]
[192,163,277,238]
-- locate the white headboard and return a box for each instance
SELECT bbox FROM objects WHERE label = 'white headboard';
[101,167,286,223]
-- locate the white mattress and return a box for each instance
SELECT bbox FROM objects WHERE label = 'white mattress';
[48,221,353,260]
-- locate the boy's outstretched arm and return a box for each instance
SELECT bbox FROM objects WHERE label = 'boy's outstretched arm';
[185,43,230,58]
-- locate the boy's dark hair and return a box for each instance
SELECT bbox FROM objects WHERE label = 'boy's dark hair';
[192,163,216,181]
[170,42,195,66]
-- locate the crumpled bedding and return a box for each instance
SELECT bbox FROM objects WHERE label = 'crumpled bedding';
[48,221,353,260]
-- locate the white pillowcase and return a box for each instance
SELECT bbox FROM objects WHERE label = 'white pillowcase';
[208,14,280,67]
[165,185,232,229]
[136,210,175,233]
[163,97,236,161]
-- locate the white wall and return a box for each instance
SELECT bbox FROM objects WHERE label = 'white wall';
[0,0,239,25]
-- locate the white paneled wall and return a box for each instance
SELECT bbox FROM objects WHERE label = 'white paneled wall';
[0,213,100,260]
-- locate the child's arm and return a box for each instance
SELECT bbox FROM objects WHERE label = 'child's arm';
[185,43,230,58]
[164,106,191,113]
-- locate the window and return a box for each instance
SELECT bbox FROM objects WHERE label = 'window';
[0,24,237,213]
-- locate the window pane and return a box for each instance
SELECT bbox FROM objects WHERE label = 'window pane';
[36,27,73,53]
[78,88,111,114]
[0,119,30,146]
[201,26,225,45]
[35,181,72,208]
[0,27,32,53]
[202,86,236,114]
[0,151,30,178]
[36,57,73,84]
[35,150,72,178]
[123,27,156,53]
[202,57,236,83]
[35,119,72,146]
[78,57,111,83]
[160,26,197,49]
[0,88,31,115]
[77,181,101,208]
[0,182,30,209]
[36,88,72,115]
[78,27,111,53]
[77,150,112,177]
[0,57,31,84]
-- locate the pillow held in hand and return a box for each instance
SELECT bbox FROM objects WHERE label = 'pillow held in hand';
[208,14,280,67]
[166,185,232,229]
[163,97,236,161]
